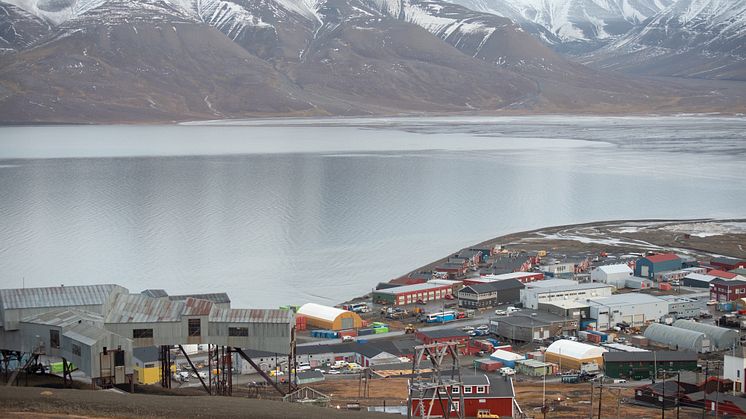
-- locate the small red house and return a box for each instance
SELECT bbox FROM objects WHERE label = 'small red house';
[710,279,746,302]
[411,374,515,417]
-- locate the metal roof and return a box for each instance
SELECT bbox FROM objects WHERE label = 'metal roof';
[643,323,708,353]
[587,293,666,307]
[643,253,681,263]
[105,294,184,323]
[490,349,524,361]
[181,298,214,316]
[594,264,633,274]
[20,308,104,328]
[672,319,739,350]
[141,289,168,298]
[169,293,231,304]
[461,279,524,294]
[0,284,127,310]
[209,308,292,324]
[63,322,112,346]
[373,282,452,295]
[545,340,607,359]
[603,351,696,363]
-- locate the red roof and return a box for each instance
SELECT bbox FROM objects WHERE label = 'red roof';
[708,270,738,279]
[645,253,680,263]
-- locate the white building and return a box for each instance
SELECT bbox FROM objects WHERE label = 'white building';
[725,348,746,393]
[591,264,633,289]
[587,294,668,330]
[520,280,613,310]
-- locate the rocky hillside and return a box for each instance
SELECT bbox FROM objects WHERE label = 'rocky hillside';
[0,0,745,123]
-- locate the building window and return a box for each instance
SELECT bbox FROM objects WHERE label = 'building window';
[229,327,249,337]
[133,329,154,339]
[450,401,460,412]
[72,344,81,356]
[476,386,486,394]
[463,386,473,394]
[50,330,60,349]
[188,319,201,337]
[451,386,459,394]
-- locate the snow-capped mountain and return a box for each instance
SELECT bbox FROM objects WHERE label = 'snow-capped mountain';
[584,0,746,80]
[443,0,673,51]
[1,0,745,122]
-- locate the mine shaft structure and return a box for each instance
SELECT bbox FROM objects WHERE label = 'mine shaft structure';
[407,342,465,419]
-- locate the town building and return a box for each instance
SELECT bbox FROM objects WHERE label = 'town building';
[432,262,468,279]
[590,264,633,288]
[634,253,682,279]
[710,279,746,302]
[708,269,745,281]
[711,257,746,272]
[457,279,523,309]
[489,349,524,368]
[0,284,293,388]
[515,359,552,376]
[643,323,711,353]
[634,381,687,408]
[371,282,454,306]
[490,310,577,343]
[724,347,746,393]
[672,319,739,351]
[467,272,544,285]
[686,392,746,416]
[410,374,515,418]
[132,346,166,385]
[538,261,576,278]
[625,277,654,289]
[660,296,700,319]
[544,340,606,371]
[520,280,613,309]
[538,301,590,320]
[683,273,717,288]
[296,303,363,331]
[587,294,668,330]
[603,351,698,379]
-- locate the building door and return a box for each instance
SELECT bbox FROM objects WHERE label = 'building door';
[341,317,353,330]
[641,266,649,277]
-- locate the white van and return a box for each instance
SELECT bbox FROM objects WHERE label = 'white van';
[499,367,516,376]
[506,307,520,314]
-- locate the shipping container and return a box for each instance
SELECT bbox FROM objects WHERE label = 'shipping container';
[629,335,649,346]
[719,302,733,312]
[580,320,596,330]
[357,328,374,336]
[659,282,672,291]
[586,333,602,344]
[338,329,358,338]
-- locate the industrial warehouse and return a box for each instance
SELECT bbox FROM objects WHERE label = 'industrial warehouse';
[0,284,293,392]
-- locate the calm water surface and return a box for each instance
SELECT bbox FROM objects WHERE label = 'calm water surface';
[1,116,745,307]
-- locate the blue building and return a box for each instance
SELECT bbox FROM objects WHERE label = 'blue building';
[634,253,683,279]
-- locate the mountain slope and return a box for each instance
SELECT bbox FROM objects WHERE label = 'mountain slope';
[0,1,50,53]
[583,0,746,80]
[0,0,318,122]
[442,0,673,52]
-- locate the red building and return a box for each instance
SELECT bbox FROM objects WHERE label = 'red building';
[710,279,746,302]
[464,272,544,286]
[708,269,740,280]
[411,375,515,417]
[711,257,746,271]
[415,329,470,353]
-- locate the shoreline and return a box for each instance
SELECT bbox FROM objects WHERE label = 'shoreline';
[343,217,746,305]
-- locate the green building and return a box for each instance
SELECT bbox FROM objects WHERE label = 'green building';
[603,351,698,380]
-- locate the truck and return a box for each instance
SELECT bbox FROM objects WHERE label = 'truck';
[425,311,456,323]
[343,303,370,313]
[404,324,417,334]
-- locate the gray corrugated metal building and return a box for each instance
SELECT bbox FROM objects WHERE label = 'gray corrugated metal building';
[672,319,739,351]
[643,323,711,353]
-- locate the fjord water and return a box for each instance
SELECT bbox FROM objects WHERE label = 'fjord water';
[1,116,745,307]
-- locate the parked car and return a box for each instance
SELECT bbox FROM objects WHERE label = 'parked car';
[462,326,475,332]
[476,325,489,332]
[444,294,454,300]
[494,309,507,316]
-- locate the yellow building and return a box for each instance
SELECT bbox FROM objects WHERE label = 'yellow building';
[544,340,606,371]
[297,303,363,331]
[133,347,174,385]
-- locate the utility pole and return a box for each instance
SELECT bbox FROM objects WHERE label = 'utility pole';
[590,381,595,419]
[661,370,665,419]
[702,361,709,419]
[598,378,604,419]
[676,371,681,419]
